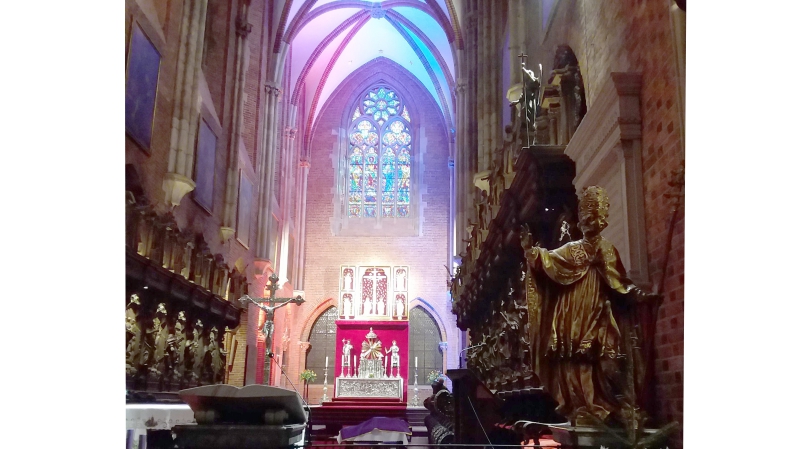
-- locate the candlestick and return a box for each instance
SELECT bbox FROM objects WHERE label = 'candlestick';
[413,365,419,407]
[322,365,329,402]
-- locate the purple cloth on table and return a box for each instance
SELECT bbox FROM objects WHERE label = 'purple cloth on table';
[339,417,410,440]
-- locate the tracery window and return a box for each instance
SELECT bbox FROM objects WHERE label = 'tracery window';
[305,306,338,384]
[348,85,412,218]
[408,307,443,381]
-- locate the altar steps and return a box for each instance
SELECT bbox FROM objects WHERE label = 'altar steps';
[308,405,430,444]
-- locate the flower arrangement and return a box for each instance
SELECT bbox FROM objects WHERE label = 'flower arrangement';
[427,370,443,383]
[300,369,317,383]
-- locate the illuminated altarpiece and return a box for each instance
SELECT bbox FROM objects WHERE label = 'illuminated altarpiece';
[332,266,409,402]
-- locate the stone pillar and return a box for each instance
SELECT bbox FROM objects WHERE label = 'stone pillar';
[162,0,209,207]
[221,2,252,242]
[454,79,467,253]
[295,159,310,290]
[508,0,523,87]
[255,82,282,262]
[476,1,487,172]
[439,341,448,374]
[297,341,311,385]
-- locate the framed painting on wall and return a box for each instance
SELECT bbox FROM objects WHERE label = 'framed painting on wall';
[193,118,217,212]
[125,22,161,152]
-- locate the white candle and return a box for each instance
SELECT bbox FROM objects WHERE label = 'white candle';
[325,356,329,367]
[415,357,418,368]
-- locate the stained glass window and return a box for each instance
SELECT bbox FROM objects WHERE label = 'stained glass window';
[347,85,412,218]
[305,306,339,384]
[408,307,443,381]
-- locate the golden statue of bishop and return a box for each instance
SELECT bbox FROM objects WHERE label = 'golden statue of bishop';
[520,186,661,427]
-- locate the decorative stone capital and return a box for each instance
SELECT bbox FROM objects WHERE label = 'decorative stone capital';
[253,258,274,280]
[299,159,310,168]
[298,341,311,352]
[162,172,196,207]
[219,226,235,243]
[438,342,448,351]
[235,18,252,38]
[265,82,282,98]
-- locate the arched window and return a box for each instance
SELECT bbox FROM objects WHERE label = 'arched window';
[305,306,338,384]
[408,306,443,381]
[348,85,412,218]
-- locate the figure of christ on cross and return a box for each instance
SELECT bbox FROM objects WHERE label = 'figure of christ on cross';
[237,273,305,357]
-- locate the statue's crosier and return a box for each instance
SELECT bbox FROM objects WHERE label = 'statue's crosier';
[521,186,661,427]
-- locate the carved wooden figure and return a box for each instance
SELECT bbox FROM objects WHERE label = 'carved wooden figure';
[520,186,661,426]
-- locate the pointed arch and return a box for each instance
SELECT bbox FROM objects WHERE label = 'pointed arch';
[408,297,448,342]
[302,304,339,383]
[407,304,444,380]
[299,297,338,341]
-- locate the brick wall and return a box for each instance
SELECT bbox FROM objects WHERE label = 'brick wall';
[125,0,269,390]
[226,311,249,386]
[535,1,685,444]
[285,58,459,387]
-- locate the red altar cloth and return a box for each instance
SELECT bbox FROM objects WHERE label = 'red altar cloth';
[334,320,409,402]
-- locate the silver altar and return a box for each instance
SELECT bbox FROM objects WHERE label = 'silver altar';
[335,377,404,399]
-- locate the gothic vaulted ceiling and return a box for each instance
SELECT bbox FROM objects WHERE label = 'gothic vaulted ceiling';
[281,0,463,137]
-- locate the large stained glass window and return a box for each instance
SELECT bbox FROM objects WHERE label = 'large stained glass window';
[348,86,412,218]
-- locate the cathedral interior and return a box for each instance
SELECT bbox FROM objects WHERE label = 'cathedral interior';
[123,0,688,447]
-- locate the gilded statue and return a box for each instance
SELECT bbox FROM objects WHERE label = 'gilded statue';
[520,186,661,426]
[125,295,142,376]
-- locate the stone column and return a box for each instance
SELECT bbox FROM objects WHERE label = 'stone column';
[454,79,467,253]
[221,2,252,242]
[508,0,523,87]
[439,341,448,374]
[477,1,487,172]
[295,159,310,290]
[255,82,282,264]
[297,341,311,386]
[163,0,209,207]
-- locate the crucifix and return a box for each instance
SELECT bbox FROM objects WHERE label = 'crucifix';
[518,52,542,148]
[238,273,305,356]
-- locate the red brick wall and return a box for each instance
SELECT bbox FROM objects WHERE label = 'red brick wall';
[226,311,249,386]
[125,0,268,389]
[535,1,685,444]
[287,58,455,389]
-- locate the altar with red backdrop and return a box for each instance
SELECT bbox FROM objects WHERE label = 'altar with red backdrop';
[332,319,409,403]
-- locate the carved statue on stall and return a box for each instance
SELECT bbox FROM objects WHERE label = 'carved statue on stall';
[174,311,187,382]
[520,186,661,426]
[183,319,200,387]
[152,303,178,390]
[207,327,225,384]
[193,319,207,385]
[125,294,142,376]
